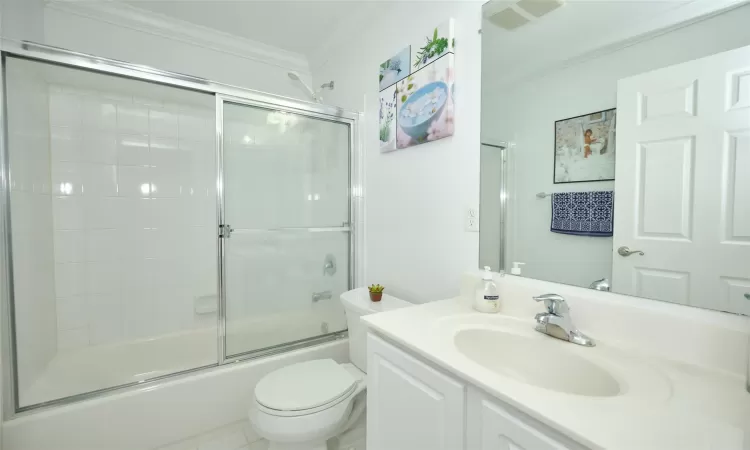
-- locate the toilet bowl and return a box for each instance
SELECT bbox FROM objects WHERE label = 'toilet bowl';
[248,288,412,450]
[250,360,366,450]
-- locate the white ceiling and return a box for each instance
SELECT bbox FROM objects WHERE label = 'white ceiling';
[481,0,748,87]
[120,0,747,75]
[123,0,380,56]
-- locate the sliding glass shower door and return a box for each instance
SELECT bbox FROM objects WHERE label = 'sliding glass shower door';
[1,42,360,413]
[4,57,218,409]
[220,100,352,358]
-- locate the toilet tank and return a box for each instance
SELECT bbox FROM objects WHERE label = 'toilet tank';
[340,288,411,372]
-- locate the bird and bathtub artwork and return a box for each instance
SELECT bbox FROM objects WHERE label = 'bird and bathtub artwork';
[378,19,455,153]
[554,108,617,183]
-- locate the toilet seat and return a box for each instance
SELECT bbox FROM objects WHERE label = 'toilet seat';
[254,359,362,418]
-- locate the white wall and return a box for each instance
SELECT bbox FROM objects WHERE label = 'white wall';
[312,1,484,303]
[483,3,750,288]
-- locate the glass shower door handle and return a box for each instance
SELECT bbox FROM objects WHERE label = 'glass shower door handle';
[219,224,234,238]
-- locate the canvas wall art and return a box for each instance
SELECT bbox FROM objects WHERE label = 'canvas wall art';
[379,46,410,92]
[379,19,454,153]
[553,108,617,183]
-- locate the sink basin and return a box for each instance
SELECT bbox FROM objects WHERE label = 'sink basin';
[454,328,621,397]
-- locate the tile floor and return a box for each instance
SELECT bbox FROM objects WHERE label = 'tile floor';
[155,415,366,450]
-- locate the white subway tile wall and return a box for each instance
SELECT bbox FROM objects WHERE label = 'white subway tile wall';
[47,84,217,350]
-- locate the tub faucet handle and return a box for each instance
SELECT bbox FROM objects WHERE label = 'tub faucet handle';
[323,254,336,276]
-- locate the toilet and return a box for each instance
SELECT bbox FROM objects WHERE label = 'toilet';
[248,288,411,450]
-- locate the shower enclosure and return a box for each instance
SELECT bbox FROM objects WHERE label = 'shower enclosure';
[0,41,361,415]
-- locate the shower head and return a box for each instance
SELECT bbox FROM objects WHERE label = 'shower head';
[287,72,334,104]
[287,71,317,101]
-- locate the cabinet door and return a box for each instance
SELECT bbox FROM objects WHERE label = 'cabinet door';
[467,388,587,450]
[367,333,465,450]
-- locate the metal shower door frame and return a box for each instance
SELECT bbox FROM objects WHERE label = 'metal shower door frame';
[0,40,363,418]
[214,93,360,363]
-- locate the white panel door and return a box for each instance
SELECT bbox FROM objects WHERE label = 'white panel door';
[367,334,465,450]
[466,388,586,450]
[613,44,750,314]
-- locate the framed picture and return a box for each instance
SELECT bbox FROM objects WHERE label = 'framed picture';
[553,108,617,184]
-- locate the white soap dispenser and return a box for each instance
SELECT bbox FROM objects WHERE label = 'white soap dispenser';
[511,262,526,275]
[474,266,500,313]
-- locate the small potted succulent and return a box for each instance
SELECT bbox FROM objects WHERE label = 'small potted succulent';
[368,284,385,302]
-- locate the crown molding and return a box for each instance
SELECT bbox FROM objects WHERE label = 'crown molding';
[45,0,311,75]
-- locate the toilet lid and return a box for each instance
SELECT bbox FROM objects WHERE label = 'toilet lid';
[254,359,357,412]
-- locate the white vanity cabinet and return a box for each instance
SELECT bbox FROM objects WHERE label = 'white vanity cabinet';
[367,333,466,450]
[466,388,588,450]
[366,332,587,450]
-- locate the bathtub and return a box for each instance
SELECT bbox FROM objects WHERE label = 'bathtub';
[3,337,349,450]
[19,326,218,407]
[19,300,347,407]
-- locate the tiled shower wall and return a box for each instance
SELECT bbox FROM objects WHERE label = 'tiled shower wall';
[48,84,217,350]
[8,59,58,393]
[10,58,353,373]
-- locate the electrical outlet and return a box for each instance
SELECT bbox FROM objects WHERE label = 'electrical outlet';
[465,208,479,232]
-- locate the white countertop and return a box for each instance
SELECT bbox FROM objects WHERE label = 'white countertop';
[363,290,750,450]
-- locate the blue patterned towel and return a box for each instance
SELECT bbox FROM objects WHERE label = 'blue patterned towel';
[551,191,614,237]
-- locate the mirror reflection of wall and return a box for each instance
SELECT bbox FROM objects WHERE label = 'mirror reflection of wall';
[479,0,750,315]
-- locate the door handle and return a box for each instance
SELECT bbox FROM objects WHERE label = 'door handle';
[617,246,644,257]
[745,293,750,300]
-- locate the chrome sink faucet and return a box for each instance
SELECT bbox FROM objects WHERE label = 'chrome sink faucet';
[533,294,595,347]
[588,278,610,292]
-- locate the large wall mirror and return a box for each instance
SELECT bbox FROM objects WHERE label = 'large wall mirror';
[479,0,750,315]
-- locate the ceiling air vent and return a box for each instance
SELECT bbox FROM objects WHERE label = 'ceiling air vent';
[487,7,529,30]
[517,0,564,18]
[484,0,565,31]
